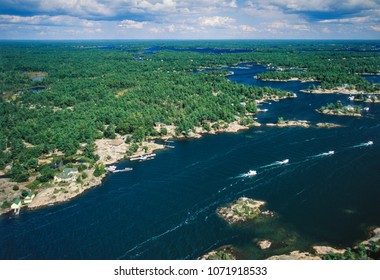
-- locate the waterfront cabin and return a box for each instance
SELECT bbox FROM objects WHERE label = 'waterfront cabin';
[54,168,78,183]
[23,192,35,204]
[11,199,22,214]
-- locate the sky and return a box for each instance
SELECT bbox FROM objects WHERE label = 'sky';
[0,0,379,40]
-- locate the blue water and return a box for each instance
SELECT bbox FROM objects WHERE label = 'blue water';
[363,75,380,84]
[1,64,380,260]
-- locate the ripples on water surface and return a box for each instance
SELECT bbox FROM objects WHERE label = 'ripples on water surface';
[0,64,379,260]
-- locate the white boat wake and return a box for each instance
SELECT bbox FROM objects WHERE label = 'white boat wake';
[260,159,289,169]
[308,151,335,158]
[352,141,374,148]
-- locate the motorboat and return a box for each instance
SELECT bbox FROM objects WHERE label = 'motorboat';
[278,159,289,164]
[246,170,257,176]
[105,165,117,172]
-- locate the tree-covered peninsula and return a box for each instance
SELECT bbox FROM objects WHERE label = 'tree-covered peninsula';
[0,41,290,212]
[1,40,379,213]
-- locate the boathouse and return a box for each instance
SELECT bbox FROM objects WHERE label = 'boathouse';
[11,199,22,214]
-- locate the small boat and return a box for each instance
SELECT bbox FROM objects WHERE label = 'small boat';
[348,96,355,101]
[278,159,289,164]
[363,107,370,111]
[261,109,268,112]
[367,141,374,145]
[327,151,335,155]
[246,170,257,176]
[105,165,117,172]
[130,153,156,161]
[112,167,133,173]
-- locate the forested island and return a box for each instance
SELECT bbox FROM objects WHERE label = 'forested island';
[317,101,362,117]
[1,40,380,214]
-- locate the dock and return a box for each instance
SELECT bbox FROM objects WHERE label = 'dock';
[111,167,133,173]
[130,153,156,161]
[105,165,133,173]
[164,145,175,149]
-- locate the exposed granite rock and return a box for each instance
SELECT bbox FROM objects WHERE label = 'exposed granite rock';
[313,246,346,255]
[257,240,272,250]
[316,122,343,128]
[267,250,321,260]
[267,120,310,128]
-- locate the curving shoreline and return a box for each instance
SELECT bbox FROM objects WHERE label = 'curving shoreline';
[301,86,380,95]
[0,119,262,215]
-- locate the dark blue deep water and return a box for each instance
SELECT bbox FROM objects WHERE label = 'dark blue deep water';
[1,65,379,260]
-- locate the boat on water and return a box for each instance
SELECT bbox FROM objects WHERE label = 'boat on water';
[277,159,289,165]
[105,165,133,173]
[367,141,374,145]
[261,109,269,112]
[245,170,257,176]
[112,167,133,173]
[105,165,117,172]
[327,151,335,155]
[130,153,156,162]
[363,107,370,111]
[348,96,355,101]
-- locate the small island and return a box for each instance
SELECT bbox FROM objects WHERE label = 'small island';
[266,117,310,128]
[316,122,343,128]
[353,94,380,103]
[217,197,274,224]
[316,101,362,117]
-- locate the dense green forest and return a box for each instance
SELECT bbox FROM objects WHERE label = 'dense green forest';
[0,40,379,185]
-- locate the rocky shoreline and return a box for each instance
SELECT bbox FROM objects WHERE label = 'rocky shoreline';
[266,120,310,128]
[0,114,265,216]
[201,224,380,260]
[257,77,316,83]
[217,197,274,224]
[301,86,380,95]
[316,108,362,117]
[266,119,343,129]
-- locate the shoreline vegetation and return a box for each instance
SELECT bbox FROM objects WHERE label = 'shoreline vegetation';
[266,117,343,128]
[301,86,380,95]
[216,197,274,224]
[202,196,380,260]
[316,101,362,117]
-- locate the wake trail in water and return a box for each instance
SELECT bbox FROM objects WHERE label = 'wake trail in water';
[234,140,373,181]
[307,151,335,159]
[350,141,374,149]
[117,217,193,259]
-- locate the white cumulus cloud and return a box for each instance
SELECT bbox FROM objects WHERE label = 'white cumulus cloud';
[198,16,235,27]
[118,19,147,28]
